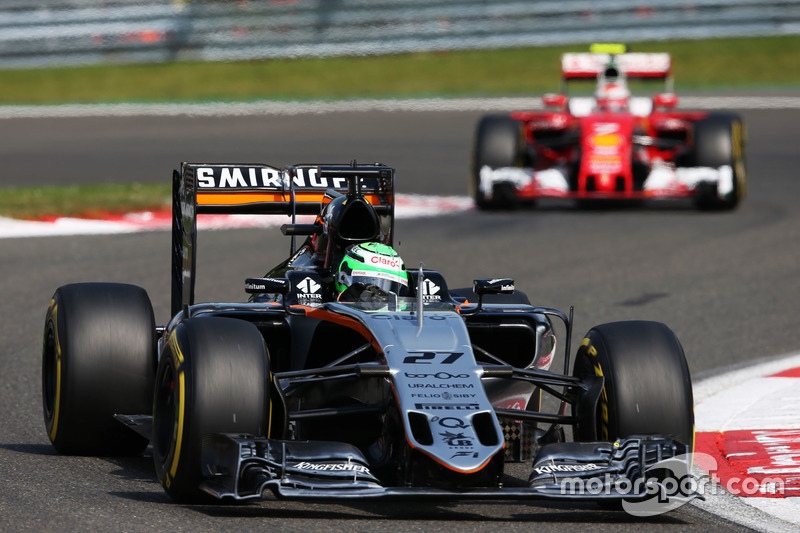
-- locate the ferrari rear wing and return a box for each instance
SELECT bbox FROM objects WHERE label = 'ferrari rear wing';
[561,52,672,80]
[171,162,395,316]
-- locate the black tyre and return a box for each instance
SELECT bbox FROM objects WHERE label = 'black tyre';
[42,283,155,455]
[572,321,694,449]
[153,317,270,503]
[690,113,747,210]
[471,115,526,209]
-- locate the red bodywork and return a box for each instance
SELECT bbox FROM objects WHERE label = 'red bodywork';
[475,51,745,210]
[508,104,710,201]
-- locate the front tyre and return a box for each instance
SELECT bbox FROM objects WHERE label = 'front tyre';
[691,113,747,210]
[42,283,155,455]
[572,321,694,449]
[471,115,526,209]
[153,317,270,503]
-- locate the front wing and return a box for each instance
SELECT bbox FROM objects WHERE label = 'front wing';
[199,433,701,503]
[478,165,734,203]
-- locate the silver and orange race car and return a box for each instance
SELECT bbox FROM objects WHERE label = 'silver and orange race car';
[42,162,697,507]
[473,44,747,210]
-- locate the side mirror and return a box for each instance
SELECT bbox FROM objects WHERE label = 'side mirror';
[542,93,567,109]
[473,278,515,296]
[245,277,290,295]
[653,93,678,110]
[246,277,307,316]
[459,278,516,315]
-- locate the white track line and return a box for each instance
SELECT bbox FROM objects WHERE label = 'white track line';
[1,96,800,119]
[0,193,475,239]
[692,352,800,532]
[694,353,800,403]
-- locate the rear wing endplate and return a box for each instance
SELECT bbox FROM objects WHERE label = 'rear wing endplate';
[171,162,395,317]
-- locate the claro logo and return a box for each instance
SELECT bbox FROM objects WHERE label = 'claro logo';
[370,255,400,268]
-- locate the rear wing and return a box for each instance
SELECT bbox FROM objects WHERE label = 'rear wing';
[171,162,395,316]
[561,52,672,80]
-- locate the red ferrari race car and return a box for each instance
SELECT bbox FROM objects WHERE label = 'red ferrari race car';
[472,44,747,210]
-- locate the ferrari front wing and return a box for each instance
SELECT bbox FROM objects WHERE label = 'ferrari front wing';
[478,164,733,202]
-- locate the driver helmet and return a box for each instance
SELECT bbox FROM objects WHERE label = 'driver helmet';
[595,64,630,111]
[336,242,409,299]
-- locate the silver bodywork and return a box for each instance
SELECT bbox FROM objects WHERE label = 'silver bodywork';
[329,300,505,473]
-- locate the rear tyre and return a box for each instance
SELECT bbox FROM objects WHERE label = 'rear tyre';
[42,283,155,455]
[472,115,526,209]
[691,113,746,210]
[572,321,694,449]
[152,317,270,503]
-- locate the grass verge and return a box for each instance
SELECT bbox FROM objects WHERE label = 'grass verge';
[1,35,798,219]
[0,184,171,220]
[1,35,799,105]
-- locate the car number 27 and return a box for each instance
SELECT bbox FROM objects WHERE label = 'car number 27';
[403,352,463,365]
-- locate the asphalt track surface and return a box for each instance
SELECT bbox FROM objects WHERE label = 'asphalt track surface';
[1,106,798,532]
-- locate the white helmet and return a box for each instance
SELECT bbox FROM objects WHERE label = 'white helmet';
[596,64,630,111]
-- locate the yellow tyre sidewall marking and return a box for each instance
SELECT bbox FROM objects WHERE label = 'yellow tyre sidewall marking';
[581,337,609,441]
[165,332,186,489]
[732,120,747,198]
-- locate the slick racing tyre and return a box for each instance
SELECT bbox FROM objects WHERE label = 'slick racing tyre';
[572,321,694,449]
[153,317,270,503]
[690,113,747,210]
[472,115,526,209]
[42,283,155,455]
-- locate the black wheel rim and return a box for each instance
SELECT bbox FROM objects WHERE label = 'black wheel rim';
[42,321,57,419]
[153,360,177,463]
